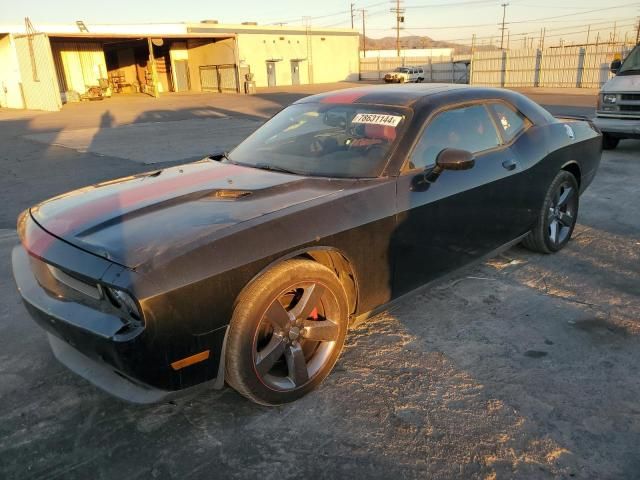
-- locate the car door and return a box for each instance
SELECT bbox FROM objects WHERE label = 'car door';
[391,102,532,297]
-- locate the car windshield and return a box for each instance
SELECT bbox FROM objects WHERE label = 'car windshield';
[619,46,640,75]
[228,102,408,178]
[394,67,410,72]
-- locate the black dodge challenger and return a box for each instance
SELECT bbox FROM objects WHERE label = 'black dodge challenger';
[12,84,601,405]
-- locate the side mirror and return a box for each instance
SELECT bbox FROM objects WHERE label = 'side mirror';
[610,59,622,74]
[435,148,475,171]
[411,148,475,192]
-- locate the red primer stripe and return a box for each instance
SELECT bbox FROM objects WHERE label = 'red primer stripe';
[320,90,366,104]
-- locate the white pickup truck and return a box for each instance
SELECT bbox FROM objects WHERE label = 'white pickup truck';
[594,45,640,150]
[383,67,424,83]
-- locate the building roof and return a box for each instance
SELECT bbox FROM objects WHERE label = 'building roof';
[0,21,357,38]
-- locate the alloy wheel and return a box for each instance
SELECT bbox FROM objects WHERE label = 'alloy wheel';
[547,181,577,246]
[252,282,340,391]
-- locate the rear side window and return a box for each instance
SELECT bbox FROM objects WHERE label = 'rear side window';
[408,104,501,169]
[489,102,528,143]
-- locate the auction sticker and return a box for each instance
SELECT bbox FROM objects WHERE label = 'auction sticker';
[352,113,403,127]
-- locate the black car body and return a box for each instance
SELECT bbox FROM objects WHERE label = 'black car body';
[12,84,601,403]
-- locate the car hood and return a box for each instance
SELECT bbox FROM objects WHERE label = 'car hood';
[30,160,346,269]
[601,73,640,93]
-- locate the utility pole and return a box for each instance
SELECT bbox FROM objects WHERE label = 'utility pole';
[636,17,640,45]
[500,2,509,50]
[471,33,476,55]
[540,27,545,50]
[361,9,367,58]
[390,0,405,57]
[612,21,617,45]
[586,25,591,46]
[351,3,355,29]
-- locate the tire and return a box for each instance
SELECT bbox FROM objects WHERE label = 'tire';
[225,259,349,405]
[399,77,405,83]
[522,170,579,254]
[602,134,620,150]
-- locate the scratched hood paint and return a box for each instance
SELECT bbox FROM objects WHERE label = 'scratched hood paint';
[30,160,344,268]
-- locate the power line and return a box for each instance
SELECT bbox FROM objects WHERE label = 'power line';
[506,2,639,25]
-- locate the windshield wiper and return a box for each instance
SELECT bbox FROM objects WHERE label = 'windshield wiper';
[253,163,301,175]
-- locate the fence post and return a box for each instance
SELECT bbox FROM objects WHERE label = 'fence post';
[534,49,542,87]
[500,50,507,87]
[576,47,586,88]
[450,56,454,83]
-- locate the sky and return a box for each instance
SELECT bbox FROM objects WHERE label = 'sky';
[0,0,638,46]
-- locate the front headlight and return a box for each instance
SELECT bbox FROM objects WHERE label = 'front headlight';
[603,94,617,104]
[105,286,142,323]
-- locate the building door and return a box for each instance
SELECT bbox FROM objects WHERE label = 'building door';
[290,61,300,85]
[13,33,62,111]
[173,60,190,91]
[267,62,276,87]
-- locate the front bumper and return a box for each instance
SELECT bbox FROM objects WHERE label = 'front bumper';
[12,243,227,403]
[593,115,640,138]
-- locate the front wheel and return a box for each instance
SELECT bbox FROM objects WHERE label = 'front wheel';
[225,259,349,405]
[522,171,579,253]
[602,134,620,150]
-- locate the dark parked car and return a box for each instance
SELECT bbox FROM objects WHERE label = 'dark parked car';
[12,84,601,405]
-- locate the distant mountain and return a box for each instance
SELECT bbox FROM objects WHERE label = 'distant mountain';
[360,35,495,54]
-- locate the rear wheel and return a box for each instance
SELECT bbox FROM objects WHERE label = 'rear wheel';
[522,171,579,253]
[225,259,349,405]
[602,134,620,150]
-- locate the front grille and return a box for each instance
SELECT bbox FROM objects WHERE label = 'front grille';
[619,105,640,112]
[621,94,640,101]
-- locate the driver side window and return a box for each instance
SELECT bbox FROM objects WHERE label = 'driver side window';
[408,104,501,170]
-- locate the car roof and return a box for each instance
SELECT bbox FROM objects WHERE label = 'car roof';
[295,83,473,108]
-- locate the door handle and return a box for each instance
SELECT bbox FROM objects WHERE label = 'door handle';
[502,159,518,171]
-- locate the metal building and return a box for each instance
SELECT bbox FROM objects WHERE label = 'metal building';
[0,21,359,111]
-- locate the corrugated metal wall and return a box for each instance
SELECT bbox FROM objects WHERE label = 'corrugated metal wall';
[50,41,107,94]
[469,50,505,87]
[504,49,539,87]
[13,33,62,111]
[470,44,633,88]
[538,47,582,88]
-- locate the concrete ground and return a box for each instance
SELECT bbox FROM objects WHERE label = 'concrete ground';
[0,83,638,480]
